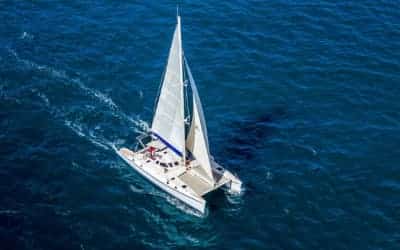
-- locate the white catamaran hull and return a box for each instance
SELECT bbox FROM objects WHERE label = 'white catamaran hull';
[116,150,206,213]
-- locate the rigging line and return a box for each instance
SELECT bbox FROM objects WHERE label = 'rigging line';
[183,53,191,124]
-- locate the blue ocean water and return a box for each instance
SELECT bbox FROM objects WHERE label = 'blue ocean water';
[1,1,400,249]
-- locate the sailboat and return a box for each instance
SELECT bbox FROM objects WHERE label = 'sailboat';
[117,12,242,214]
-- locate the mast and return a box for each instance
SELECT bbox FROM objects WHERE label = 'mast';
[177,11,186,164]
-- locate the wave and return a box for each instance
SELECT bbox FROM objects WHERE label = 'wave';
[37,91,50,107]
[8,48,68,79]
[292,143,318,156]
[129,184,147,195]
[74,81,118,110]
[20,31,34,40]
[64,119,111,150]
[0,210,20,215]
[33,87,116,152]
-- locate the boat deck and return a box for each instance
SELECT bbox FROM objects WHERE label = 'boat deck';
[117,138,242,213]
[118,140,230,197]
[178,167,230,196]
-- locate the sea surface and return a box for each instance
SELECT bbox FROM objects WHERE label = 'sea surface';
[1,1,400,249]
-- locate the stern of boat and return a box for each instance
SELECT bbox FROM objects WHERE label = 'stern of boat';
[209,161,243,195]
[223,171,243,194]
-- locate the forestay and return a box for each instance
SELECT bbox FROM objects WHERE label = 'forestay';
[185,58,215,183]
[151,16,185,156]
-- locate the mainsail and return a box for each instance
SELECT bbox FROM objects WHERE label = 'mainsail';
[151,16,185,156]
[185,58,215,183]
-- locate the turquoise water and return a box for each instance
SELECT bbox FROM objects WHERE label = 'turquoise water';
[1,1,400,249]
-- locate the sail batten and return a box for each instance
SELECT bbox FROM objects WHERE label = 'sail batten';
[151,16,185,156]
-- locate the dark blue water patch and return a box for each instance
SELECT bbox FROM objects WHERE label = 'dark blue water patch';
[220,106,288,163]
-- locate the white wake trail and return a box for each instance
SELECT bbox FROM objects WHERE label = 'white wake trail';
[8,47,149,152]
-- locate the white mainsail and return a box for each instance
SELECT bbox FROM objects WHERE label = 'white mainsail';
[151,16,185,156]
[185,58,215,183]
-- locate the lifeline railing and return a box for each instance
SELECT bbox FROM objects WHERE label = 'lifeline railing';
[135,133,153,151]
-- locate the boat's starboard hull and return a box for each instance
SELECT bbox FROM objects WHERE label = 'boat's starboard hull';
[116,148,207,214]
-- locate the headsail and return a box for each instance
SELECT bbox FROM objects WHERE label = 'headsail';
[151,15,185,156]
[185,58,215,183]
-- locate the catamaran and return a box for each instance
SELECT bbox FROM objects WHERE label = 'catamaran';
[117,12,242,214]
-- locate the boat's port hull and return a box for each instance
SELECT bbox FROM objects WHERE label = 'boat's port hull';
[116,149,206,214]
